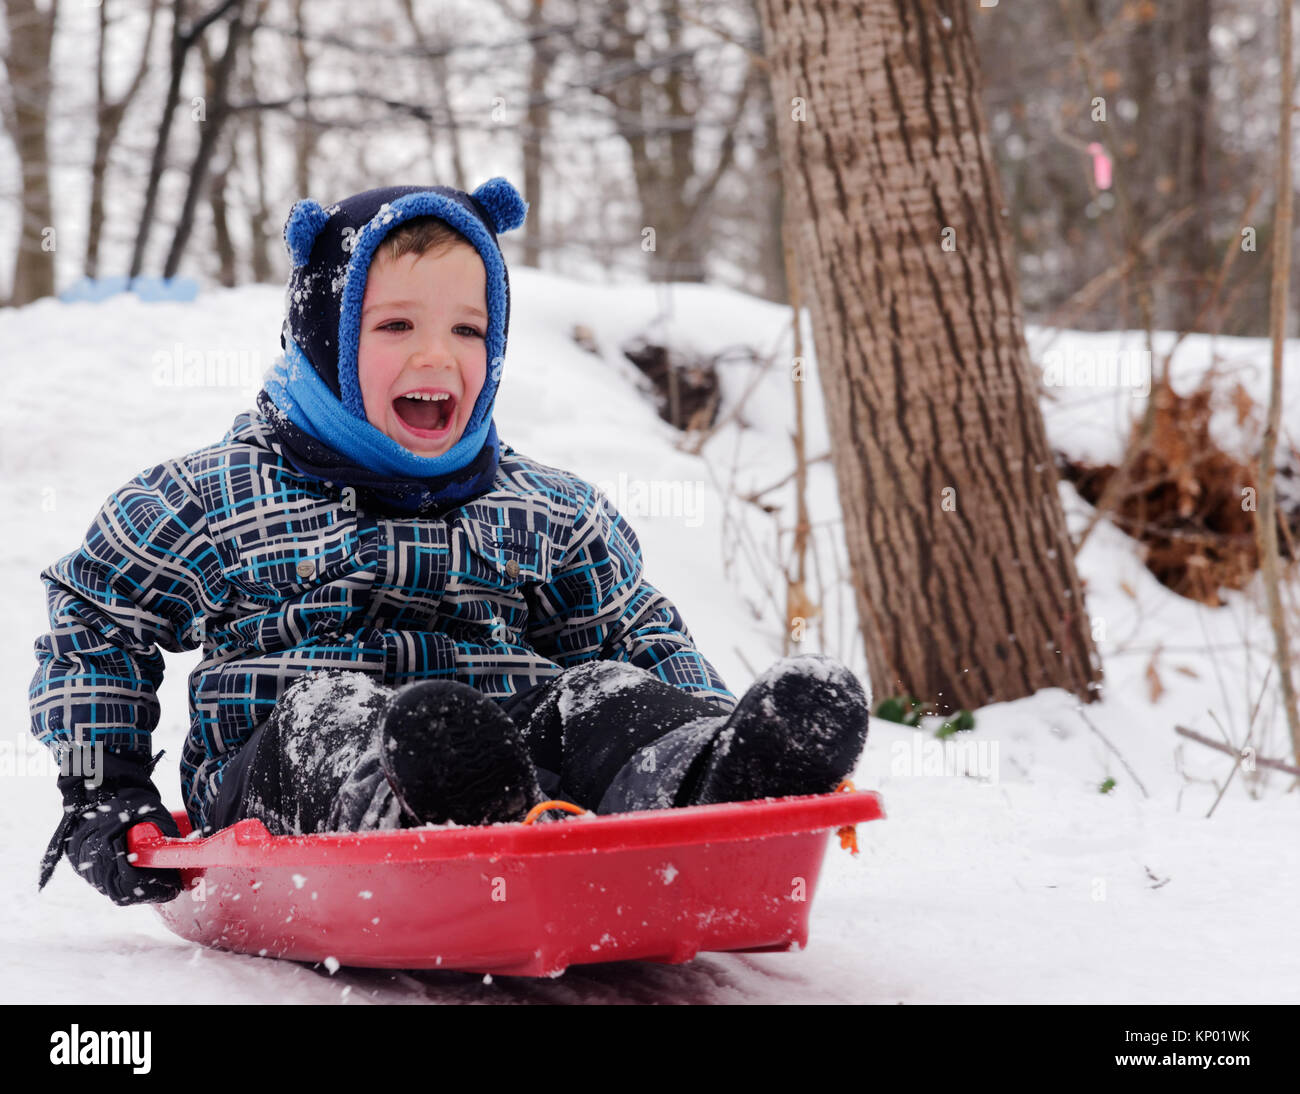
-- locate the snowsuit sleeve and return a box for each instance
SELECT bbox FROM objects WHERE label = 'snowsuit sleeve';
[526,481,737,713]
[29,460,230,765]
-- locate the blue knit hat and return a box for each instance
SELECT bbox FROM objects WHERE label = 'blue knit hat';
[263,178,528,479]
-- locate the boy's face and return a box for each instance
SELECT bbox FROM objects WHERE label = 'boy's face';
[357,242,489,458]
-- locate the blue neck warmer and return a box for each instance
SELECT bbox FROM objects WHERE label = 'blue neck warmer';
[259,179,527,510]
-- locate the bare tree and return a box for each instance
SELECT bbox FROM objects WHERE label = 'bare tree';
[86,0,161,280]
[128,0,240,280]
[207,143,237,285]
[754,0,1101,709]
[236,0,273,282]
[162,0,252,276]
[577,0,733,282]
[521,0,557,268]
[200,30,236,285]
[1,0,58,305]
[289,0,315,196]
[1256,0,1299,762]
[399,0,469,193]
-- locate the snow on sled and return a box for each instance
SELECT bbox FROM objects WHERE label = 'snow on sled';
[127,787,885,977]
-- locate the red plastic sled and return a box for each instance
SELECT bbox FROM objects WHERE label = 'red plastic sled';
[127,789,884,977]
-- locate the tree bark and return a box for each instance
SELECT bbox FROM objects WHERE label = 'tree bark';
[209,149,237,286]
[163,0,249,277]
[290,0,314,196]
[1176,0,1213,332]
[129,0,240,280]
[86,0,160,279]
[238,7,273,282]
[757,94,790,303]
[584,0,708,283]
[3,0,59,305]
[1256,0,1299,763]
[201,29,237,288]
[754,0,1101,709]
[522,0,555,269]
[398,0,469,192]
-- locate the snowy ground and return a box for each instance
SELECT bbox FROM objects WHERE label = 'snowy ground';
[2,271,1296,1003]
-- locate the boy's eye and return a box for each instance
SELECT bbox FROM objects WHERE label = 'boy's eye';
[376,321,482,337]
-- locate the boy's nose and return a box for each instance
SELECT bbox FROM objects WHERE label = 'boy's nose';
[408,335,458,369]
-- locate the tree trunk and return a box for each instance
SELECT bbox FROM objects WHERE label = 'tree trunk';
[3,0,58,305]
[754,0,1101,710]
[397,0,468,192]
[1256,0,1299,763]
[757,98,790,303]
[290,0,314,197]
[163,0,248,278]
[246,118,274,280]
[239,17,274,282]
[199,29,236,285]
[129,0,240,280]
[1176,0,1213,332]
[522,0,554,269]
[86,0,160,280]
[658,0,705,281]
[208,140,237,286]
[130,0,191,280]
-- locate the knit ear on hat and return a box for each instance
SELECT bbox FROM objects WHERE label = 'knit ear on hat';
[284,198,331,266]
[471,178,528,234]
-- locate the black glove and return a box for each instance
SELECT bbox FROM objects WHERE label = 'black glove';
[38,748,184,906]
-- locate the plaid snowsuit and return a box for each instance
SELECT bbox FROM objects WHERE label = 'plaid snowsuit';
[29,407,736,830]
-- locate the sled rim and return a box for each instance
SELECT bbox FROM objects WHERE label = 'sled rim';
[128,789,885,868]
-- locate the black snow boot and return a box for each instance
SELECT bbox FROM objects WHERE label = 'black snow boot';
[679,654,870,807]
[379,680,545,826]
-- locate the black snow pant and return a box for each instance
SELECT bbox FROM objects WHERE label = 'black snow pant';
[205,661,733,836]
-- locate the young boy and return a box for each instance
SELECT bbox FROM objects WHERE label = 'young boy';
[31,178,870,907]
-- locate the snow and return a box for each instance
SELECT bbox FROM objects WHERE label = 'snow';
[2,270,1297,1003]
[1027,325,1300,468]
[553,662,648,722]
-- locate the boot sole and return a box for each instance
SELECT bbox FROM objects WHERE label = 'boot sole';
[380,680,543,826]
[694,655,869,806]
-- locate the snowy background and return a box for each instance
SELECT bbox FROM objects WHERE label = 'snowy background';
[2,270,1297,1003]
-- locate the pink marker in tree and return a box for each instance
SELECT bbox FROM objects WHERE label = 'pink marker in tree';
[1087,142,1113,190]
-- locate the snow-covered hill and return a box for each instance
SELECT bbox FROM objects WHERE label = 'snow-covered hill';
[2,271,1295,1003]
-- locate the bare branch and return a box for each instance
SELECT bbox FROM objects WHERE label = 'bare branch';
[1175,724,1300,778]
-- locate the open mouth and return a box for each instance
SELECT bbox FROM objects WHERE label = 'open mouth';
[393,391,457,437]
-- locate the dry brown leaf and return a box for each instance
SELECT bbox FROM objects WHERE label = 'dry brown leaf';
[786,579,822,624]
[1120,580,1137,600]
[1231,382,1255,427]
[1174,664,1200,679]
[1061,379,1265,606]
[1145,651,1165,704]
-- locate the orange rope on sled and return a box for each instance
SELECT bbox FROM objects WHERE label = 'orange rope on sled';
[522,800,588,825]
[835,780,859,855]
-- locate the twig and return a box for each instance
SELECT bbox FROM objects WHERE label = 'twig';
[1247,662,1274,738]
[1205,729,1247,819]
[1077,708,1150,798]
[1037,206,1196,350]
[1174,724,1300,777]
[682,347,776,456]
[742,452,831,504]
